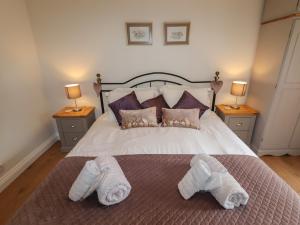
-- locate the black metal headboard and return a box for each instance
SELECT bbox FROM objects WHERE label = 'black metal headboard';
[94,72,221,114]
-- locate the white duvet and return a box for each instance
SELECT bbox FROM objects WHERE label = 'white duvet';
[67,110,256,158]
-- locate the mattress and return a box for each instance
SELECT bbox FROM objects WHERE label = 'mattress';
[7,155,300,225]
[68,110,256,157]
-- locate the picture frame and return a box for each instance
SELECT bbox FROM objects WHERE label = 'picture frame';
[126,23,152,45]
[164,22,190,45]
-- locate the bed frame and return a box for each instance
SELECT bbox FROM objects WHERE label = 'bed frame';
[95,71,221,113]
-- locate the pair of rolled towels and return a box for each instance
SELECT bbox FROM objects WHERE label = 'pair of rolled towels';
[178,154,249,209]
[69,156,131,206]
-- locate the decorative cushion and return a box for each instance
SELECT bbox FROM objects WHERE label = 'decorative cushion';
[108,91,142,125]
[161,108,200,129]
[120,107,158,129]
[141,95,170,123]
[173,91,209,118]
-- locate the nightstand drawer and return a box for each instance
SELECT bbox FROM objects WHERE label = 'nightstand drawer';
[64,132,84,146]
[61,119,84,132]
[234,131,249,143]
[228,117,251,131]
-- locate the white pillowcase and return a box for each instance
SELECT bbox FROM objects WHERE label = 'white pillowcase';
[108,87,159,104]
[159,85,212,108]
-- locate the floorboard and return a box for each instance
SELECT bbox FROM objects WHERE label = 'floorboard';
[261,155,300,194]
[0,142,66,225]
[0,142,299,225]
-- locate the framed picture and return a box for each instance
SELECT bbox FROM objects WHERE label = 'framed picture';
[126,23,152,45]
[164,23,190,45]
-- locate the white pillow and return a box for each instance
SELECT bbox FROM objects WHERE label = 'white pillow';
[186,88,212,108]
[108,87,159,103]
[159,85,212,108]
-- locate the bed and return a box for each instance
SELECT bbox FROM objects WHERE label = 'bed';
[6,72,300,225]
[68,110,256,158]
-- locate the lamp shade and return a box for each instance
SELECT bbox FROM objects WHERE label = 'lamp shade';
[64,84,81,99]
[231,81,247,96]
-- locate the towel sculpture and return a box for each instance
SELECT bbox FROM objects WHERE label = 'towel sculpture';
[95,156,132,206]
[69,156,131,206]
[178,154,249,209]
[69,160,102,201]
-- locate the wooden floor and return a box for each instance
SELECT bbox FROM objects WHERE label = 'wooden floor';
[261,155,300,194]
[0,142,66,225]
[0,142,299,225]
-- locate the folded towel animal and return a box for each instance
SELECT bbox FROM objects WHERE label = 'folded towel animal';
[178,160,222,200]
[210,173,249,209]
[180,154,249,209]
[69,160,102,202]
[190,154,227,173]
[95,155,119,173]
[95,156,132,206]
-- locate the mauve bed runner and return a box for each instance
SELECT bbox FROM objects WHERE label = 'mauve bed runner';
[7,155,300,225]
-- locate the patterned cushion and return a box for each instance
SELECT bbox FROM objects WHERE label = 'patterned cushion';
[141,95,170,123]
[109,91,142,125]
[120,107,158,129]
[173,91,209,118]
[162,108,200,129]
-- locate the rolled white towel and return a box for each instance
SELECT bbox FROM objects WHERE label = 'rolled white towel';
[69,160,102,202]
[190,154,249,209]
[204,172,223,191]
[190,154,227,173]
[95,155,120,173]
[95,156,131,206]
[178,160,223,200]
[211,173,249,209]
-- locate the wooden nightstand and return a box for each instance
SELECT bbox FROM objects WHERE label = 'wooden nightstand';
[216,104,258,145]
[53,106,96,152]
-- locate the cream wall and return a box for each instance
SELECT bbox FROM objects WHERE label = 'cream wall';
[0,0,54,176]
[26,0,264,116]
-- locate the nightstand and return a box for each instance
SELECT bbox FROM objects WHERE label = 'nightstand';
[216,104,258,145]
[53,106,96,152]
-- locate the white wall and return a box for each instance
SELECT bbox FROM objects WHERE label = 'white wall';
[0,0,54,175]
[26,0,264,116]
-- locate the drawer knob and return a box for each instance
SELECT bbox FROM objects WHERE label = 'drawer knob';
[72,137,78,141]
[71,125,76,128]
[236,122,243,126]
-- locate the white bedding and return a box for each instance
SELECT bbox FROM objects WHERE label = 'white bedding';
[67,110,256,158]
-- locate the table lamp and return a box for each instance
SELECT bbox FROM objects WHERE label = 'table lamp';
[64,84,82,112]
[230,81,247,109]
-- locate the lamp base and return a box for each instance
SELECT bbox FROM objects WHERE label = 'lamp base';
[230,104,240,110]
[230,96,240,109]
[72,107,82,112]
[72,99,82,112]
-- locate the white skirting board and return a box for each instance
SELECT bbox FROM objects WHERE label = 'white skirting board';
[250,143,300,156]
[0,134,58,193]
[257,149,300,156]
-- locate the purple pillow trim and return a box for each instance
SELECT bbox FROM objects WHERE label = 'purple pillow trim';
[141,95,170,123]
[173,91,209,118]
[109,91,142,125]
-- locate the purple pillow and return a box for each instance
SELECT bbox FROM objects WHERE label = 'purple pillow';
[173,91,209,118]
[109,91,142,125]
[141,95,170,123]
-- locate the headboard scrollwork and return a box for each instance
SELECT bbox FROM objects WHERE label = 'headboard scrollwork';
[93,71,222,114]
